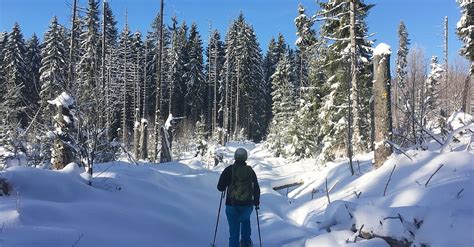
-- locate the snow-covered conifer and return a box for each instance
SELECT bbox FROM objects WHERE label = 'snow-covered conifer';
[267,55,295,156]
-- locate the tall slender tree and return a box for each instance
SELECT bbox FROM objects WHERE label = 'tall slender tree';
[39,17,69,126]
[24,33,43,130]
[395,21,410,143]
[3,23,28,128]
[185,23,206,122]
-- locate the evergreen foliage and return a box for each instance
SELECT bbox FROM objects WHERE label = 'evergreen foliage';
[267,55,295,156]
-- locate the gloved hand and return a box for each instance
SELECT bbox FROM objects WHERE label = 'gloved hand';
[254,200,260,209]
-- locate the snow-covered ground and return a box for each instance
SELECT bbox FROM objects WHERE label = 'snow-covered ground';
[0,135,473,246]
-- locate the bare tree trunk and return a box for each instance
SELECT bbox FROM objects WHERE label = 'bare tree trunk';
[122,14,129,147]
[68,0,77,90]
[51,102,75,170]
[153,0,164,161]
[133,109,140,159]
[444,16,449,113]
[100,0,106,129]
[223,61,230,145]
[350,0,361,153]
[212,43,218,139]
[234,60,240,138]
[461,75,471,113]
[373,44,393,169]
[133,50,141,159]
[140,47,148,160]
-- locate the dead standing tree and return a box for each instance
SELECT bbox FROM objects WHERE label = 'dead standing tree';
[373,43,393,168]
[49,93,76,170]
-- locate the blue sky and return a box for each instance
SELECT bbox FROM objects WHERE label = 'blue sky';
[0,0,467,66]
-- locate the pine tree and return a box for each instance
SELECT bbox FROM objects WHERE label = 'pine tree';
[185,23,206,122]
[456,0,473,72]
[3,23,28,128]
[39,16,69,126]
[394,21,410,144]
[1,23,28,159]
[195,114,208,157]
[317,0,374,161]
[295,4,317,90]
[207,29,225,138]
[0,32,7,97]
[102,0,118,140]
[77,0,101,103]
[117,23,133,146]
[24,34,42,110]
[222,13,266,141]
[263,34,288,136]
[423,56,443,128]
[267,55,295,156]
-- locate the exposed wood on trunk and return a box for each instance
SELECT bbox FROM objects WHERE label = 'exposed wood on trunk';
[373,45,393,168]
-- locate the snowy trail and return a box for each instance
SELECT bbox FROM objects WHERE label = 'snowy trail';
[0,138,473,246]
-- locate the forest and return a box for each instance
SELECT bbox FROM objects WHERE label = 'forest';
[0,0,471,171]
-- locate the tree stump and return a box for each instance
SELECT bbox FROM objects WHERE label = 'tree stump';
[373,43,393,168]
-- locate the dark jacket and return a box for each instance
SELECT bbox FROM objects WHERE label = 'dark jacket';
[217,160,260,206]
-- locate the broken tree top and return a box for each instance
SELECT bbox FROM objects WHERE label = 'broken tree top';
[47,92,74,107]
[373,43,392,56]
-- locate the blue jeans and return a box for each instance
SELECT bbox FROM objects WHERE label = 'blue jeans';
[225,205,253,247]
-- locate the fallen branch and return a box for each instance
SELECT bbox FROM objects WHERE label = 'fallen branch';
[353,224,364,243]
[441,123,474,153]
[456,188,465,199]
[72,233,84,247]
[359,230,412,247]
[383,165,396,196]
[353,191,362,198]
[386,141,413,161]
[325,178,331,204]
[311,188,317,199]
[272,181,304,191]
[425,164,444,187]
[329,180,340,193]
[119,144,139,166]
[344,204,353,219]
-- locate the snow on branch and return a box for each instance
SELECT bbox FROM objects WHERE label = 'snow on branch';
[47,92,74,108]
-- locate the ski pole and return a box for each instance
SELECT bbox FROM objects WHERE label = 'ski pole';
[256,206,262,247]
[212,191,225,247]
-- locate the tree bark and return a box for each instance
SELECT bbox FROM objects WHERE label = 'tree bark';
[153,0,164,161]
[373,44,393,169]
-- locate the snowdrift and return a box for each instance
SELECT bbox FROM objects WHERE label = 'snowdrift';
[0,138,472,246]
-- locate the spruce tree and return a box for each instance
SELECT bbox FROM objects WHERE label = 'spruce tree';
[423,56,443,128]
[207,29,225,138]
[263,34,288,135]
[295,4,317,90]
[39,16,69,126]
[185,23,206,122]
[395,21,411,144]
[317,0,374,161]
[117,23,133,146]
[222,13,266,141]
[456,0,473,73]
[1,23,28,159]
[77,0,101,103]
[0,32,7,97]
[267,55,295,156]
[24,34,42,109]
[3,23,28,128]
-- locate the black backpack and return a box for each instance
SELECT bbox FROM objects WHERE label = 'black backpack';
[228,164,254,203]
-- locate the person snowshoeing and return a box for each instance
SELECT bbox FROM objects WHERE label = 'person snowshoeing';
[217,148,261,247]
